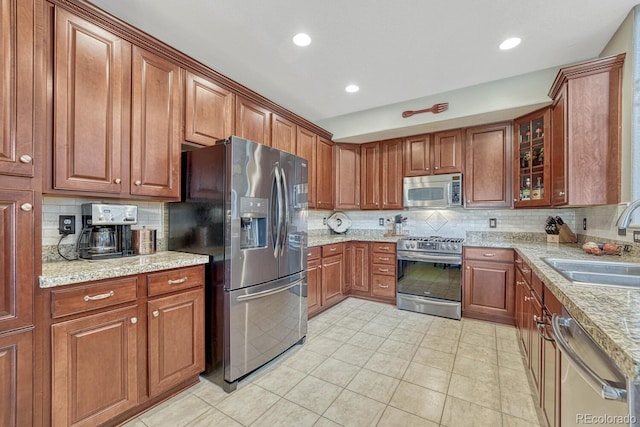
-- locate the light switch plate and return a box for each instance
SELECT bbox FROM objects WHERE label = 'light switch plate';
[489,218,497,228]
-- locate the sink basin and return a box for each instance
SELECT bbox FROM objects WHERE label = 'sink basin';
[542,257,640,289]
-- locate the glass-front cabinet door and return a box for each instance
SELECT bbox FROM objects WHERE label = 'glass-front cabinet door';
[514,108,551,207]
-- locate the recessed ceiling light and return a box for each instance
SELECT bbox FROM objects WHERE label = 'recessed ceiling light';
[345,84,359,93]
[292,33,311,47]
[499,37,521,50]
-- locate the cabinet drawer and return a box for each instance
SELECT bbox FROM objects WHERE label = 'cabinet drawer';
[322,243,344,257]
[464,247,513,263]
[372,254,395,265]
[531,273,544,301]
[371,263,395,276]
[147,265,205,297]
[371,274,395,298]
[514,254,532,283]
[371,242,396,254]
[307,246,321,260]
[51,277,138,318]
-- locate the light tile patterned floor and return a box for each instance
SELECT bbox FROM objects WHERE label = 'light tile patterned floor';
[124,298,544,426]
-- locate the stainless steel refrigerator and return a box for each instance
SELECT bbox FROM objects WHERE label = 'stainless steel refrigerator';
[169,136,308,392]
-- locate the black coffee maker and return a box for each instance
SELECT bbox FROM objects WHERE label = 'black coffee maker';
[77,203,138,260]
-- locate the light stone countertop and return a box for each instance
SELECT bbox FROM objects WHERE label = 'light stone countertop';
[40,251,210,288]
[308,232,404,247]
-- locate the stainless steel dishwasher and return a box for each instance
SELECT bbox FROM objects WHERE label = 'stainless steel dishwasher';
[552,309,637,426]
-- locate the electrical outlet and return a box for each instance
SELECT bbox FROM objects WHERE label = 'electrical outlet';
[489,218,497,228]
[379,218,384,226]
[583,218,587,231]
[59,215,75,235]
[634,231,640,243]
[322,217,327,225]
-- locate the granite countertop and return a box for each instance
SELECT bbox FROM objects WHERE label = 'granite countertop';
[467,240,640,383]
[308,233,403,247]
[40,251,210,288]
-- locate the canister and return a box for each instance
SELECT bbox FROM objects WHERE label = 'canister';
[132,227,157,255]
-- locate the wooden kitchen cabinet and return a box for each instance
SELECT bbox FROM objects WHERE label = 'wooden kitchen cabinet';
[361,138,403,210]
[404,130,462,177]
[464,122,512,208]
[52,305,140,427]
[513,108,551,207]
[316,137,334,209]
[130,46,182,199]
[184,70,234,146]
[271,114,297,154]
[462,247,514,324]
[334,144,361,209]
[344,242,369,294]
[235,96,272,146]
[0,0,36,178]
[307,245,345,317]
[307,248,322,317]
[542,285,562,427]
[296,127,317,208]
[348,242,396,303]
[548,54,624,206]
[0,328,33,427]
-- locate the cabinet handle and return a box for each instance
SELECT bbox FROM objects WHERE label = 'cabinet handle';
[152,310,160,318]
[378,284,389,288]
[466,266,470,270]
[524,296,533,301]
[558,191,565,196]
[375,202,379,206]
[380,246,389,250]
[308,252,312,257]
[130,317,138,324]
[83,290,114,301]
[379,257,390,261]
[516,281,526,286]
[482,253,496,257]
[357,202,360,206]
[522,268,530,274]
[114,178,121,184]
[383,202,387,205]
[20,203,32,212]
[533,315,541,322]
[515,259,522,264]
[330,248,337,252]
[319,265,322,269]
[513,198,518,202]
[19,154,32,164]
[134,180,142,186]
[466,200,470,204]
[434,166,439,170]
[378,268,389,272]
[167,277,188,285]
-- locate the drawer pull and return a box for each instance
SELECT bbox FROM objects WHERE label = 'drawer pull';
[522,268,530,274]
[308,252,312,256]
[515,259,522,264]
[130,317,137,324]
[114,178,122,184]
[380,246,389,250]
[19,154,32,164]
[330,248,337,252]
[379,257,390,261]
[524,296,533,302]
[378,284,389,288]
[152,310,160,318]
[167,277,188,285]
[83,290,114,302]
[482,253,496,257]
[378,268,390,272]
[20,203,32,212]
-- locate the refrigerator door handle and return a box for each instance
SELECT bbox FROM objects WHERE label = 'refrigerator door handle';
[273,167,283,258]
[235,278,304,302]
[280,167,289,255]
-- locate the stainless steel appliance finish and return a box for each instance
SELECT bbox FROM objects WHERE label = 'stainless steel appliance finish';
[396,236,463,320]
[403,173,462,208]
[169,136,308,392]
[76,203,138,260]
[551,309,637,425]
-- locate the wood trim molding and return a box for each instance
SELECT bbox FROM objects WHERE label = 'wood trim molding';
[48,0,332,140]
[548,53,625,99]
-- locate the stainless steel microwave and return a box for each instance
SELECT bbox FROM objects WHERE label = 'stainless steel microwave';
[403,173,463,208]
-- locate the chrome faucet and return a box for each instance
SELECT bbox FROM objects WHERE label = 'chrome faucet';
[616,199,640,235]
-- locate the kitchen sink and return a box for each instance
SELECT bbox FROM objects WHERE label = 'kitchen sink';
[542,257,640,289]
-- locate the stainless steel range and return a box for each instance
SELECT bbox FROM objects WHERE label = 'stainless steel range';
[396,236,463,320]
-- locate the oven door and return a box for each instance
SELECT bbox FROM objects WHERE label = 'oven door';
[396,255,462,319]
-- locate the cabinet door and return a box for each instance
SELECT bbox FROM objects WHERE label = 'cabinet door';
[52,306,139,427]
[321,254,343,307]
[53,8,131,193]
[463,260,515,323]
[433,130,462,174]
[381,138,403,209]
[464,122,512,208]
[307,258,322,316]
[131,46,182,199]
[184,71,234,146]
[360,142,380,209]
[334,144,360,209]
[316,137,334,209]
[296,128,316,208]
[0,0,35,177]
[0,329,33,427]
[528,293,543,398]
[0,189,33,331]
[550,88,567,206]
[404,135,431,177]
[514,108,551,207]
[371,274,395,298]
[271,114,296,154]
[352,243,369,293]
[235,96,271,146]
[148,288,204,397]
[343,244,353,294]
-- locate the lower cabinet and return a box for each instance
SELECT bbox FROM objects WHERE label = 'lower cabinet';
[348,242,397,304]
[0,328,33,427]
[462,247,515,324]
[307,244,346,317]
[49,266,205,426]
[345,242,369,294]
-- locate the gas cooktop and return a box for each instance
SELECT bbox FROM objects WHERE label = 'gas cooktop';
[397,236,464,254]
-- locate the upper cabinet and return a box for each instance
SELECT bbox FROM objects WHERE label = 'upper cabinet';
[271,114,297,154]
[548,54,624,206]
[316,137,334,210]
[404,130,462,177]
[235,96,272,146]
[0,0,35,178]
[464,122,512,208]
[334,144,360,209]
[296,127,317,208]
[513,108,551,208]
[184,71,234,146]
[361,138,403,210]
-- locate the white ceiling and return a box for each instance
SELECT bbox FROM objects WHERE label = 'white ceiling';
[88,0,637,138]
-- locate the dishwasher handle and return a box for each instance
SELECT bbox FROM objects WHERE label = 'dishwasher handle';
[551,314,627,402]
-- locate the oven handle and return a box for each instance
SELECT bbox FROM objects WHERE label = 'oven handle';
[398,294,461,307]
[397,251,462,265]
